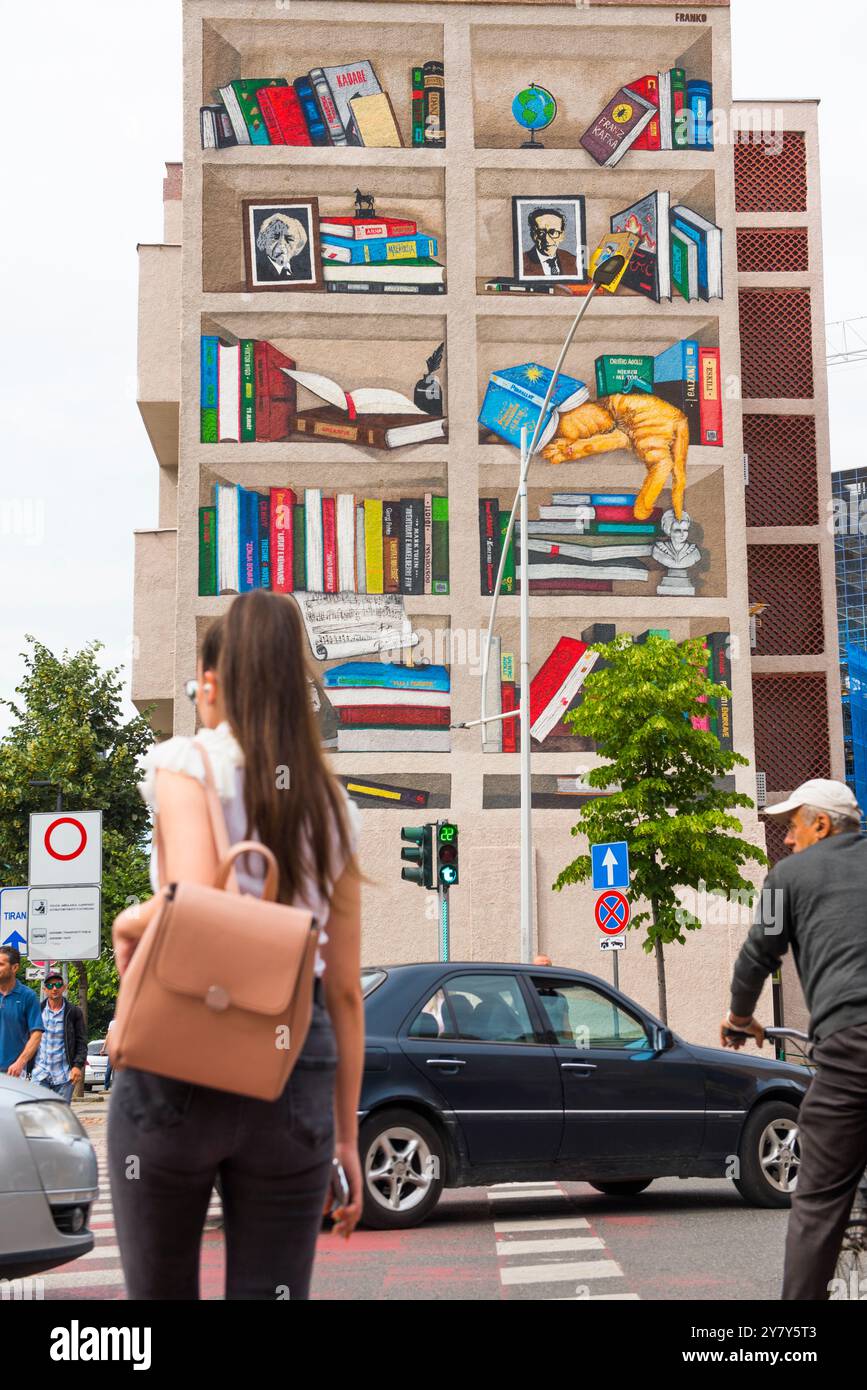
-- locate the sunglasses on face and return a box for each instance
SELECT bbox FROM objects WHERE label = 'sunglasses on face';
[45,983,63,990]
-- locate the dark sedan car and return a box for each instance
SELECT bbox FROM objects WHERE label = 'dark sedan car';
[356,962,809,1229]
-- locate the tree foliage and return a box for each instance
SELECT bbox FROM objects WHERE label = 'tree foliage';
[552,635,767,1018]
[0,638,156,1034]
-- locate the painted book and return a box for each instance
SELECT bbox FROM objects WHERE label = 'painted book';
[324,661,450,691]
[254,341,296,443]
[198,507,217,596]
[320,215,418,240]
[653,340,700,442]
[349,91,404,147]
[670,227,699,301]
[217,343,240,442]
[308,67,347,145]
[321,61,382,144]
[670,205,724,300]
[529,639,599,744]
[257,85,312,146]
[595,354,654,395]
[610,190,671,301]
[422,60,445,146]
[270,487,296,594]
[339,776,430,807]
[219,79,287,145]
[580,85,657,167]
[293,76,329,145]
[479,498,499,595]
[479,364,589,451]
[320,233,438,264]
[411,65,425,146]
[431,495,449,594]
[240,340,256,442]
[630,75,661,151]
[699,347,724,447]
[200,335,218,442]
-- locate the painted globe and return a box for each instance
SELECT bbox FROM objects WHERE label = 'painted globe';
[512,84,557,133]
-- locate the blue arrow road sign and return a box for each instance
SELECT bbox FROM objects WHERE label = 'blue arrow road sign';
[591,841,630,891]
[1,886,30,952]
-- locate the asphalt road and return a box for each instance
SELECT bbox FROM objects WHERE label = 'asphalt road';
[39,1110,788,1301]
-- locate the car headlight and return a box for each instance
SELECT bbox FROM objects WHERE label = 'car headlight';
[16,1102,85,1140]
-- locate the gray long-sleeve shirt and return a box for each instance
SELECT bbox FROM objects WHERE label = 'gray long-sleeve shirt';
[730,831,867,1041]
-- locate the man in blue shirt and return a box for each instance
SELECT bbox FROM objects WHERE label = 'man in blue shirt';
[0,946,43,1076]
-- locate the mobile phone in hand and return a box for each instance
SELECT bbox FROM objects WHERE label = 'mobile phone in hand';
[330,1157,350,1211]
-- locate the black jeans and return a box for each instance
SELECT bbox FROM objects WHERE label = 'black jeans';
[782,1021,867,1299]
[107,995,336,1300]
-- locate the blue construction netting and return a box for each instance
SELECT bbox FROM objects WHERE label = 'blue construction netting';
[846,643,867,815]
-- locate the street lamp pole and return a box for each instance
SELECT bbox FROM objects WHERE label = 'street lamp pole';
[464,253,629,961]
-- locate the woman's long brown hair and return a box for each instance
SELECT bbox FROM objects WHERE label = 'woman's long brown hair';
[201,591,362,906]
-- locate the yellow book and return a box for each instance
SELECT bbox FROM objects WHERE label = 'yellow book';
[349,92,404,148]
[364,498,384,593]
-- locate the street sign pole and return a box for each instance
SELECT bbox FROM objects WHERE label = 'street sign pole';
[438,882,450,962]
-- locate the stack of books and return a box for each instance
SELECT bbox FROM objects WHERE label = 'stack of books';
[608,192,723,303]
[595,339,723,447]
[320,210,445,296]
[580,70,713,166]
[479,492,657,596]
[201,337,448,450]
[325,661,451,753]
[200,61,445,149]
[199,486,449,597]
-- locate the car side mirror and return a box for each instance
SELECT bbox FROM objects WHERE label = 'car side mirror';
[652,1026,673,1053]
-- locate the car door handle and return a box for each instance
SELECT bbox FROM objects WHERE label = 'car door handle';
[426,1058,467,1068]
[561,1062,597,1071]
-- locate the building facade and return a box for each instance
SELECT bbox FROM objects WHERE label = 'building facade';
[133,0,840,1044]
[831,466,867,800]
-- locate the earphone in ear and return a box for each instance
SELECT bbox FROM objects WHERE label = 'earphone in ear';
[202,683,213,693]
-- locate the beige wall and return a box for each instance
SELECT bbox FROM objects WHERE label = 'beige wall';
[131,0,843,1051]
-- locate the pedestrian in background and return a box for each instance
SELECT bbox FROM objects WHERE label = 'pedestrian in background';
[722,779,867,1299]
[108,590,366,1300]
[0,946,43,1078]
[30,972,86,1102]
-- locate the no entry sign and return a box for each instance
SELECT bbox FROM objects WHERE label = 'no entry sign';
[595,890,630,936]
[29,811,102,887]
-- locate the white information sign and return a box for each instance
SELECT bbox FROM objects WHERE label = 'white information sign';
[26,886,101,961]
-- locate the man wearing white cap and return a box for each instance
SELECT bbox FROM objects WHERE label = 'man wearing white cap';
[721,778,867,1299]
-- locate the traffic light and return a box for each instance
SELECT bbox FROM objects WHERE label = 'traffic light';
[437,821,459,888]
[401,824,434,889]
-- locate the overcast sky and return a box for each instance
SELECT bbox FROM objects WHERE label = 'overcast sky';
[0,0,864,731]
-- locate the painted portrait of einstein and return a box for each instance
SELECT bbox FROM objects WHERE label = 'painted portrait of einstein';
[243,199,321,291]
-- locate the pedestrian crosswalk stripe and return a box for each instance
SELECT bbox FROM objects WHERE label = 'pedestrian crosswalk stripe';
[495,1236,604,1257]
[499,1259,624,1285]
[488,1181,562,1189]
[486,1190,565,1201]
[552,1293,641,1300]
[494,1217,591,1232]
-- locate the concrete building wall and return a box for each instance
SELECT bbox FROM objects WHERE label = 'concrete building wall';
[130,0,846,1047]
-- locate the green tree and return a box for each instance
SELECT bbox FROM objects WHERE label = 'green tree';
[552,635,767,1023]
[0,637,157,1052]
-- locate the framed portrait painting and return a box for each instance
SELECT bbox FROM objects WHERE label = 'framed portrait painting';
[511,195,587,284]
[242,197,324,292]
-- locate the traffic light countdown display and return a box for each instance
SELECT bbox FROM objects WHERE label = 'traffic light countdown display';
[436,822,459,887]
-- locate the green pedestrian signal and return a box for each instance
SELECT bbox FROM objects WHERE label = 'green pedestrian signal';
[400,824,434,889]
[437,822,459,888]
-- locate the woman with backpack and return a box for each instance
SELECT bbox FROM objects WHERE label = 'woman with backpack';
[107,590,365,1300]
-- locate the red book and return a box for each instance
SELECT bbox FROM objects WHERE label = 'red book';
[501,681,518,753]
[322,496,338,593]
[269,487,296,594]
[593,504,662,523]
[699,347,724,447]
[320,215,418,240]
[337,705,451,727]
[527,579,613,594]
[529,638,589,730]
[257,86,312,146]
[254,342,296,442]
[630,75,661,151]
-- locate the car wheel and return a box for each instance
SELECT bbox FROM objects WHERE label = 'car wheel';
[733,1101,801,1208]
[588,1179,653,1197]
[359,1108,446,1230]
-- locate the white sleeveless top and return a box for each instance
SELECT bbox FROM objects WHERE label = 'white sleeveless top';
[138,721,362,977]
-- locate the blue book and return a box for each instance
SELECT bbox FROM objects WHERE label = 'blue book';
[238,487,260,593]
[670,215,709,300]
[200,335,219,408]
[478,363,589,453]
[320,232,438,265]
[293,77,328,145]
[653,340,700,438]
[590,493,639,506]
[324,662,450,692]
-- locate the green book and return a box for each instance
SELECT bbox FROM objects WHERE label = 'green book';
[670,229,697,302]
[671,68,688,149]
[411,65,425,146]
[200,407,218,443]
[635,628,671,645]
[591,521,657,535]
[292,504,306,592]
[240,340,256,442]
[431,495,449,594]
[198,506,217,596]
[595,354,654,396]
[498,512,516,594]
[224,78,288,144]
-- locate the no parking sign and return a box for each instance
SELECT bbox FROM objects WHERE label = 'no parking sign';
[29,812,102,887]
[595,890,630,936]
